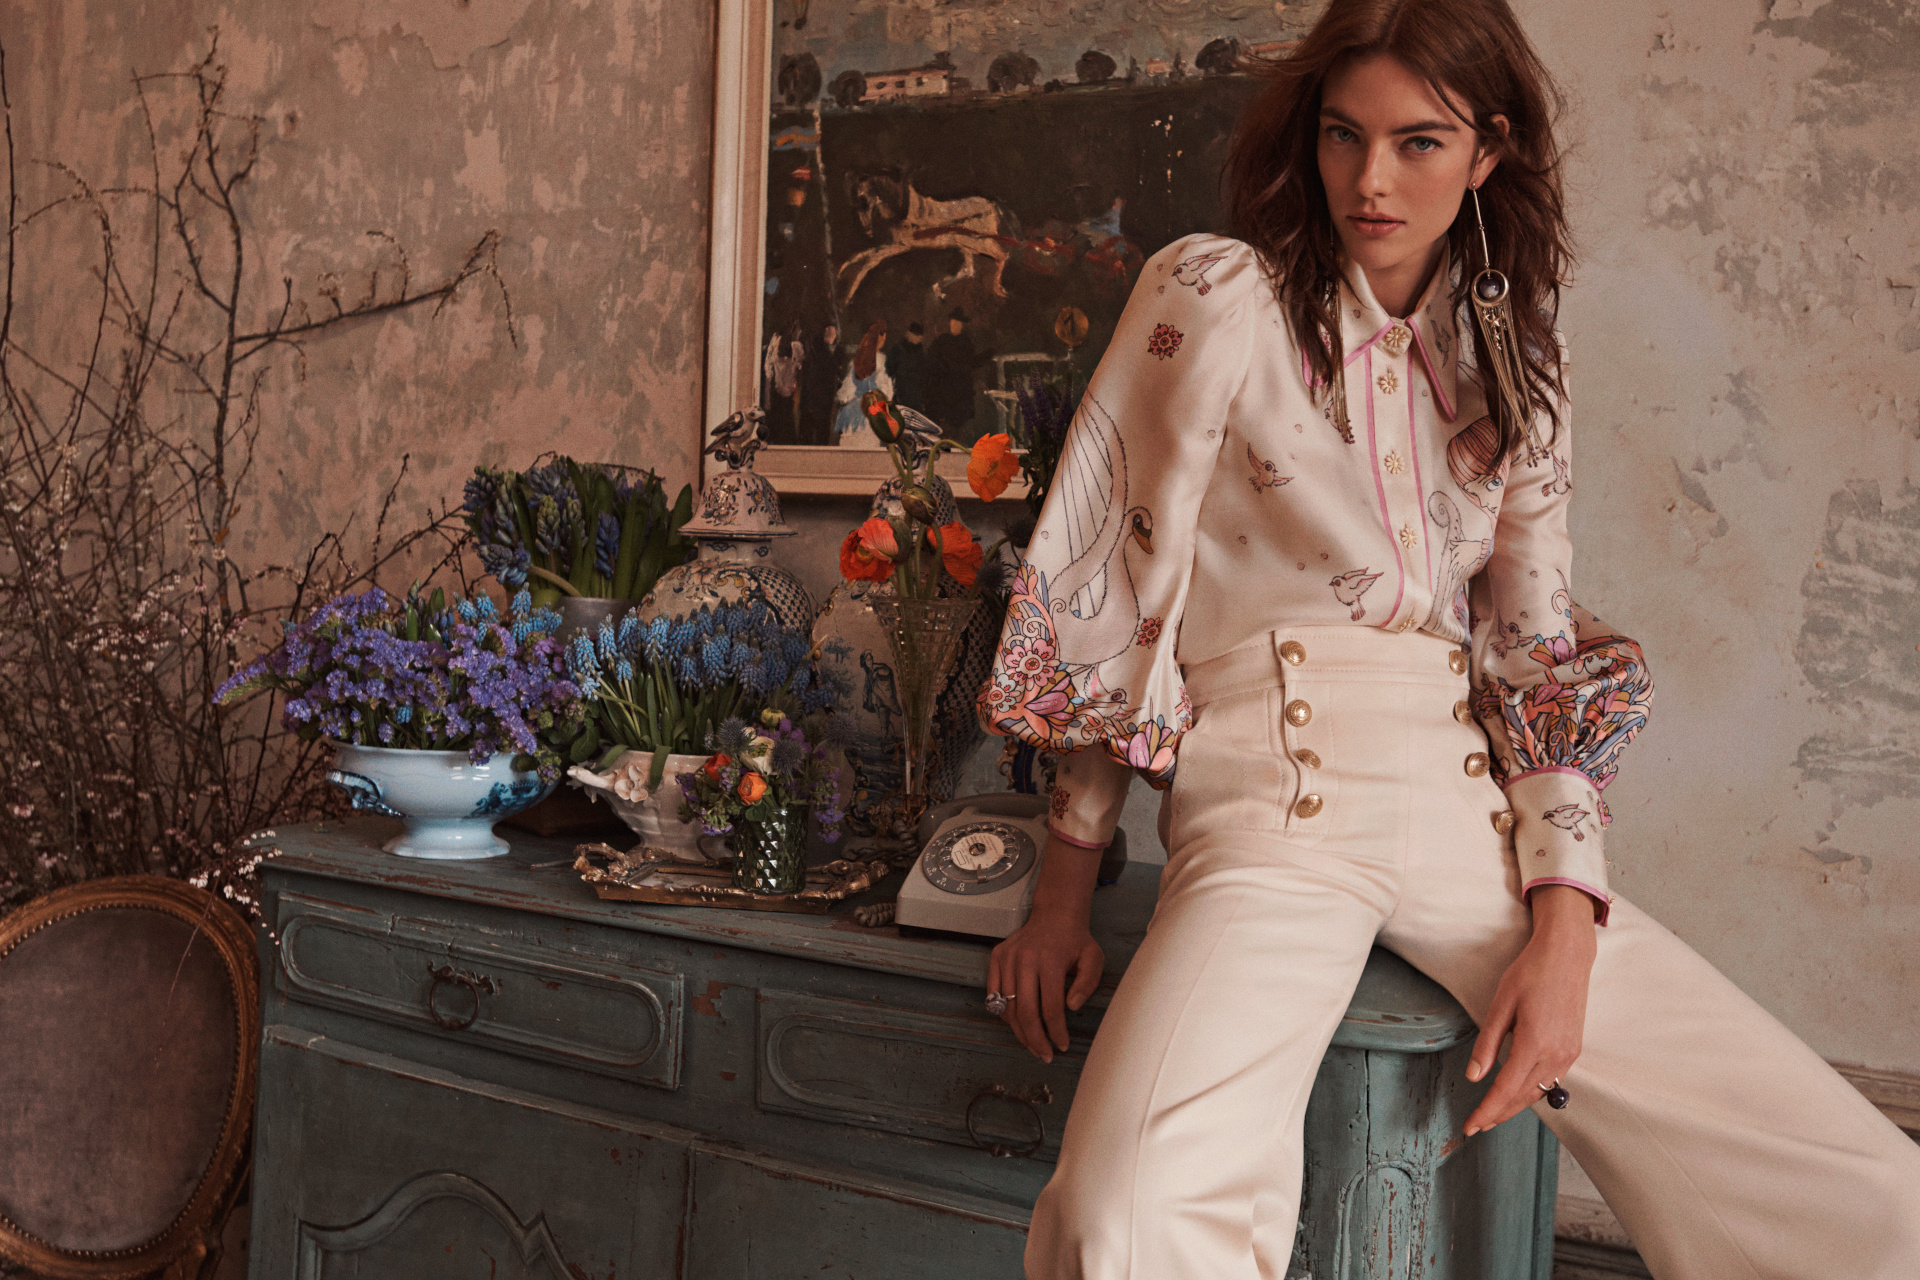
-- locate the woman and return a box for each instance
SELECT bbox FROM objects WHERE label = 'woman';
[832,320,894,446]
[975,2,1920,1277]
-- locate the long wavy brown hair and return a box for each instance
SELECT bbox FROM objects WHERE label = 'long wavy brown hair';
[1224,0,1571,460]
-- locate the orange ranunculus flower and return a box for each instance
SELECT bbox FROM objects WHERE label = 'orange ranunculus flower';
[931,522,983,589]
[703,753,731,782]
[839,516,899,583]
[967,432,1018,502]
[736,771,768,804]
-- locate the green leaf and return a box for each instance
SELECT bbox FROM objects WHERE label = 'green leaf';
[599,744,629,769]
[648,744,670,791]
[568,722,601,764]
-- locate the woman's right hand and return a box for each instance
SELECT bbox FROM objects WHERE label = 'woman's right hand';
[988,901,1105,1064]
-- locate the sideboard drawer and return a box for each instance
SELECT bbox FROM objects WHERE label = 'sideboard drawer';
[756,988,1079,1159]
[275,892,682,1088]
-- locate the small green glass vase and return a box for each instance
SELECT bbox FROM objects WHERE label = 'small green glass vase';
[730,805,805,894]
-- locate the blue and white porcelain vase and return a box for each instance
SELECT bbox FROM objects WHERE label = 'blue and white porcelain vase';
[326,743,554,860]
[809,472,1000,832]
[636,415,812,629]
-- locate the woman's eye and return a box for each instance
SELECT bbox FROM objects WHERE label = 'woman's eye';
[1406,136,1441,153]
[1326,125,1357,143]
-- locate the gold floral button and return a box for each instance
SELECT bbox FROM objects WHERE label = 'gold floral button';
[1376,369,1399,395]
[1294,748,1322,769]
[1295,793,1324,819]
[1398,524,1419,549]
[1380,325,1411,357]
[1279,640,1307,665]
[1382,451,1406,475]
[1285,699,1313,727]
[1453,699,1473,724]
[1492,810,1516,835]
[1464,752,1490,777]
[1447,651,1469,675]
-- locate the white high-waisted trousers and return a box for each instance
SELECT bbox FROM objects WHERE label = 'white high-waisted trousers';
[1025,625,1920,1280]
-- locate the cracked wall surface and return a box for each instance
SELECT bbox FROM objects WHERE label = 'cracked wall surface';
[3,0,713,581]
[10,0,1917,1074]
[1526,0,1919,1073]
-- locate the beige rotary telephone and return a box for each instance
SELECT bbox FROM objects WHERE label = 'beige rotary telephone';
[895,794,1128,940]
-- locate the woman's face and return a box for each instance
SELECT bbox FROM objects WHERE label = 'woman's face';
[1317,53,1503,287]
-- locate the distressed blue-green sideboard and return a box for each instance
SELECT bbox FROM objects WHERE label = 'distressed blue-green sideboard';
[246,819,1557,1278]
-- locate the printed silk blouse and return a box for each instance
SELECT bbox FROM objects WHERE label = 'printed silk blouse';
[974,231,1654,924]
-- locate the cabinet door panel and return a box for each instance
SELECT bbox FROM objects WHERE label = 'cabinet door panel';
[685,1145,1029,1280]
[250,1028,691,1280]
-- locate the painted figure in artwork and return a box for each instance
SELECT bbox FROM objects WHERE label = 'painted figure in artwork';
[798,320,843,445]
[925,307,988,437]
[832,321,894,447]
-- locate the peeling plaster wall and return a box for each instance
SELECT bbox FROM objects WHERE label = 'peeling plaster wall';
[1524,0,1920,1074]
[3,0,714,579]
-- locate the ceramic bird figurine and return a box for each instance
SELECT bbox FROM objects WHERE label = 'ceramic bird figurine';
[706,407,768,471]
[1329,568,1383,621]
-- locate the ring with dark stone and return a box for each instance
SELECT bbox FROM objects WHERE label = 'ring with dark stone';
[985,991,1009,1017]
[1538,1078,1570,1109]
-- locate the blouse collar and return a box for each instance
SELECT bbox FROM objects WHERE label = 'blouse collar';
[1334,242,1461,422]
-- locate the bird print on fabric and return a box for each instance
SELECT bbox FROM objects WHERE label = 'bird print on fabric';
[1172,249,1230,294]
[1542,804,1592,841]
[1247,444,1292,492]
[1330,568,1383,621]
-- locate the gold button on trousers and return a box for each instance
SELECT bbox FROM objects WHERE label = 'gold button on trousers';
[1026,625,1920,1280]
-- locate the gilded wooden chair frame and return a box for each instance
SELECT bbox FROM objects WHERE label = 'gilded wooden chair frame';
[0,875,260,1280]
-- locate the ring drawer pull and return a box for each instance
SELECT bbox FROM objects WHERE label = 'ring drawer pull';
[425,962,501,1030]
[965,1083,1052,1158]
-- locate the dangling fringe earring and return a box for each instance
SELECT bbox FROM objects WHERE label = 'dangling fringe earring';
[1467,185,1539,461]
[1321,278,1354,444]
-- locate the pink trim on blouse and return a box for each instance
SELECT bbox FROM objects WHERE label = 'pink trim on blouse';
[1406,373,1434,594]
[1504,764,1597,790]
[1046,823,1113,851]
[1522,877,1612,927]
[1406,317,1458,421]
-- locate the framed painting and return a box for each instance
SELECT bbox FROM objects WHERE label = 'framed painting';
[703,0,1310,496]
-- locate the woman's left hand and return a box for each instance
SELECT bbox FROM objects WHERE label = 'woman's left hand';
[1462,884,1598,1136]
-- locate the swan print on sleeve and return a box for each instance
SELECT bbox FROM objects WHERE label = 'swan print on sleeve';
[983,392,1182,782]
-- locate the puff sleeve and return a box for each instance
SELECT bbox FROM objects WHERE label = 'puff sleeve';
[977,232,1259,849]
[1466,337,1654,926]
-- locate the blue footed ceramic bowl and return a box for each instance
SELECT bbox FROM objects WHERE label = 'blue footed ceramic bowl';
[326,743,555,860]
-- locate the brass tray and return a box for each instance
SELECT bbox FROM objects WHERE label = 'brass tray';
[572,840,904,915]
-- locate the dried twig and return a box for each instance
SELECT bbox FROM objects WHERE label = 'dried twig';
[0,32,508,912]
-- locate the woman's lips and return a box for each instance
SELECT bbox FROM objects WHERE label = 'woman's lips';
[1348,214,1403,238]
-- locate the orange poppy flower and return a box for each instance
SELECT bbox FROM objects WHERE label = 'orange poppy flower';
[860,389,902,444]
[736,771,768,804]
[839,516,900,583]
[931,522,983,589]
[967,433,1019,502]
[703,753,731,782]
